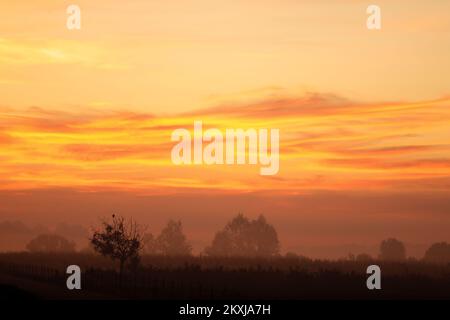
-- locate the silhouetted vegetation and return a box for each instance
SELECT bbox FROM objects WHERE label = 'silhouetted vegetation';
[424,242,450,264]
[379,238,406,261]
[0,220,88,252]
[26,234,76,253]
[90,214,144,280]
[1,216,450,299]
[205,214,279,257]
[143,220,192,256]
[0,252,450,299]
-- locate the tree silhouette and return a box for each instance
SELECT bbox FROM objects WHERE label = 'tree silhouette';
[156,220,192,256]
[142,233,159,255]
[90,214,144,279]
[424,242,450,264]
[26,234,76,253]
[379,238,406,261]
[205,213,280,257]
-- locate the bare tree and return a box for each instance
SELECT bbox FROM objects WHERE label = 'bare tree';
[90,214,144,279]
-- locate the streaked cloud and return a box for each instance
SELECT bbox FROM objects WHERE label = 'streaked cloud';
[1,93,450,193]
[0,38,127,69]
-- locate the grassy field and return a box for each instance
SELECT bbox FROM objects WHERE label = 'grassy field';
[0,252,449,299]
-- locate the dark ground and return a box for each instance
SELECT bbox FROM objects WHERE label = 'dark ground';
[1,253,449,300]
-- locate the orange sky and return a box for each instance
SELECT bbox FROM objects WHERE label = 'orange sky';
[1,1,450,113]
[1,94,450,194]
[1,1,450,256]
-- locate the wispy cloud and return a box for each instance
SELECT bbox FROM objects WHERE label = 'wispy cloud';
[1,94,450,193]
[0,38,127,69]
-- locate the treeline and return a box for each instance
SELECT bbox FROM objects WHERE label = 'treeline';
[23,213,280,257]
[19,213,450,267]
[0,220,87,252]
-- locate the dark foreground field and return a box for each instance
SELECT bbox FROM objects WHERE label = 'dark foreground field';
[0,253,449,300]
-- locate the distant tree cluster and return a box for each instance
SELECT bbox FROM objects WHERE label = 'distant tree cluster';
[26,234,76,253]
[350,238,450,265]
[424,242,450,264]
[142,220,192,256]
[205,213,280,257]
[141,213,280,258]
[379,238,406,261]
